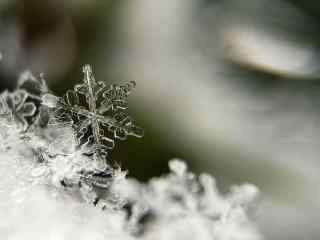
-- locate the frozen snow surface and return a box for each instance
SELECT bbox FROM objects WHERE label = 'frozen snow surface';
[0,66,262,240]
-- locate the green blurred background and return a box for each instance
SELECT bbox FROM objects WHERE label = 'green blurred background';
[0,0,320,239]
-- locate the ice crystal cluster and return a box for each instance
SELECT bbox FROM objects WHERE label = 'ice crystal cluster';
[0,65,262,240]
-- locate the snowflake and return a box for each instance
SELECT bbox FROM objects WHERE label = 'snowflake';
[0,90,36,131]
[42,65,143,166]
[0,71,49,131]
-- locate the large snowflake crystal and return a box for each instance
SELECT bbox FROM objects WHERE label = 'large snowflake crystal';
[42,65,143,166]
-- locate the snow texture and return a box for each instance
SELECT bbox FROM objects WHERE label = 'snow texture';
[0,66,262,240]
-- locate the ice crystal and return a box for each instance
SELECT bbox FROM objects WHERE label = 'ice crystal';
[35,65,143,207]
[42,65,143,167]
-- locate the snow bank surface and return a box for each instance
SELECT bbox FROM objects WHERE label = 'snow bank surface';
[0,133,261,240]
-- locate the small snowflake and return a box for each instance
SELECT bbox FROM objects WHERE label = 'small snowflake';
[0,71,49,131]
[42,65,143,166]
[0,90,36,131]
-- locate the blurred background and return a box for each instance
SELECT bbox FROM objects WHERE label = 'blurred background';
[0,0,319,239]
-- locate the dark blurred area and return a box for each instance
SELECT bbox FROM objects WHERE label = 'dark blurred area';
[0,0,320,239]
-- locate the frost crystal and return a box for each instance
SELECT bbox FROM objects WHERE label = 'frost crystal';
[0,66,262,240]
[42,65,143,167]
